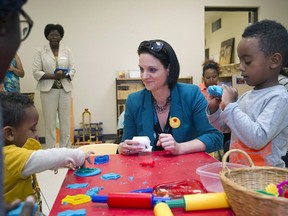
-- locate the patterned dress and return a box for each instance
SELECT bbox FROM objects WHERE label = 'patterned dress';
[4,58,20,92]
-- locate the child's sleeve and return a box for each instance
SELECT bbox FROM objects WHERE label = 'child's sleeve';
[222,95,288,150]
[206,105,231,133]
[22,148,85,177]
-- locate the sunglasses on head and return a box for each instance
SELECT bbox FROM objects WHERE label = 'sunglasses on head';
[139,40,166,52]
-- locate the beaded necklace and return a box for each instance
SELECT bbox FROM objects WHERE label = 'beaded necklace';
[153,96,171,114]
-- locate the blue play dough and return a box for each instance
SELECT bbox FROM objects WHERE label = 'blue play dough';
[74,168,101,177]
[86,186,104,196]
[7,202,38,216]
[66,183,89,189]
[57,208,86,216]
[207,85,223,97]
[100,173,121,180]
[94,155,109,164]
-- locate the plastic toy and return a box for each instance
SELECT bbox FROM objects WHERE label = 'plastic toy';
[91,192,170,209]
[74,167,101,177]
[132,188,154,193]
[7,202,38,216]
[165,192,230,211]
[153,179,208,199]
[256,190,275,196]
[94,155,109,164]
[154,202,174,216]
[57,209,86,216]
[265,183,279,196]
[74,108,103,145]
[277,180,288,197]
[55,68,69,75]
[100,173,121,180]
[207,85,223,97]
[61,194,91,205]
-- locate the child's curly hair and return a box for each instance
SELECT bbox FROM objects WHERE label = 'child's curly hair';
[0,92,34,128]
[202,59,220,77]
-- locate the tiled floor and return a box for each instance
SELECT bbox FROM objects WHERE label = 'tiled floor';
[37,168,68,215]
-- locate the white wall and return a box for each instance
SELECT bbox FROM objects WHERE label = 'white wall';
[19,0,288,138]
[205,12,248,64]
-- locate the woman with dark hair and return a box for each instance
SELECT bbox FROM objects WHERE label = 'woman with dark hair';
[118,39,223,155]
[32,24,76,149]
[199,59,220,100]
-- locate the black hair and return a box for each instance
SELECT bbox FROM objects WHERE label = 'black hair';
[202,59,220,77]
[44,24,64,39]
[0,0,27,18]
[137,39,180,89]
[0,92,34,128]
[242,20,288,68]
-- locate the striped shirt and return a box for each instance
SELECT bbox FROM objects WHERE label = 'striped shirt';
[279,74,288,91]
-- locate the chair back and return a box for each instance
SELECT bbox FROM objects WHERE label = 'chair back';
[78,143,118,155]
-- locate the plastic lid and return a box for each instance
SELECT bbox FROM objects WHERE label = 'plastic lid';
[196,162,247,178]
[91,195,108,203]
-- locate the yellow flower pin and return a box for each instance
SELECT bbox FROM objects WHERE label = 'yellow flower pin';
[169,117,181,128]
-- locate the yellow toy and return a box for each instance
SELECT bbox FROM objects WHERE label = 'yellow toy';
[154,202,174,216]
[265,183,279,196]
[165,192,230,211]
[61,194,91,205]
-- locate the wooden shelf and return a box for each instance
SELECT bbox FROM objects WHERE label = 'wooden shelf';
[115,76,193,119]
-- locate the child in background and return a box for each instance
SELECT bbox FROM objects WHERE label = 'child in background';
[199,59,230,158]
[198,59,220,100]
[1,92,92,210]
[3,54,25,92]
[207,20,288,167]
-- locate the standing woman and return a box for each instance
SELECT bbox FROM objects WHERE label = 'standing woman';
[3,53,25,92]
[32,24,76,148]
[118,39,223,155]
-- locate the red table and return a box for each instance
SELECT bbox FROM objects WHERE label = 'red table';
[49,151,234,215]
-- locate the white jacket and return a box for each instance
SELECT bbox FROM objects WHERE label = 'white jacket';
[32,44,76,92]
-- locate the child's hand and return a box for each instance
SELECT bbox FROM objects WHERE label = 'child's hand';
[65,151,95,170]
[85,151,94,165]
[208,95,222,114]
[222,85,238,107]
[80,151,95,168]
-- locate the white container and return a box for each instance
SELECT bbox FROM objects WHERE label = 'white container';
[128,69,140,78]
[196,162,247,192]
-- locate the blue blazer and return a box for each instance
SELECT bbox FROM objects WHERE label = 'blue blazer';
[122,83,223,153]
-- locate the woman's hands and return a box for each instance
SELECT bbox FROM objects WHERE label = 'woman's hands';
[118,134,181,155]
[118,140,145,155]
[157,133,180,155]
[54,69,68,79]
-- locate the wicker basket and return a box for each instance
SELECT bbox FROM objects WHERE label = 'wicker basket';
[220,149,288,216]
